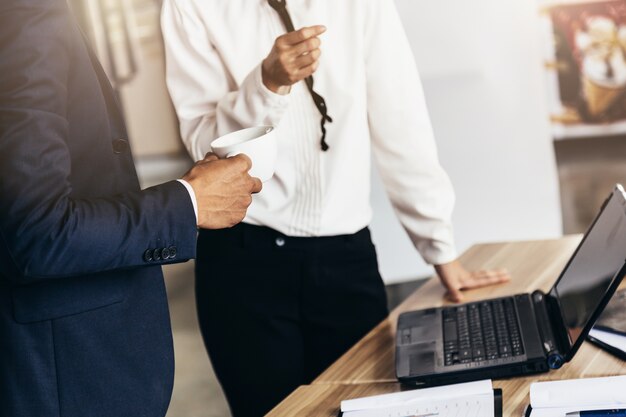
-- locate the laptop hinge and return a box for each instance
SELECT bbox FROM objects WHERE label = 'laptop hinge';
[531,290,568,369]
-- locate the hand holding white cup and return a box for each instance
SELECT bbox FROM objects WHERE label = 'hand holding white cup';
[210,126,277,182]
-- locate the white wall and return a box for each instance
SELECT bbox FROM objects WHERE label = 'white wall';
[370,0,563,283]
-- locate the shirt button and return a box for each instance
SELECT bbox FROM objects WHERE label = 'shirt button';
[112,138,129,154]
[161,247,171,260]
[275,237,286,247]
[153,248,162,261]
[168,246,177,259]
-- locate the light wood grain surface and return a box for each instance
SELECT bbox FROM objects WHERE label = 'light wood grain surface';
[268,237,626,416]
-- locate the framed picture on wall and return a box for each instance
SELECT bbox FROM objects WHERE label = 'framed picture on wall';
[542,0,626,139]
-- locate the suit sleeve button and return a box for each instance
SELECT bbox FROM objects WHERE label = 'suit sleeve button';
[112,138,129,154]
[153,248,162,261]
[168,246,177,259]
[161,247,170,260]
[143,249,154,262]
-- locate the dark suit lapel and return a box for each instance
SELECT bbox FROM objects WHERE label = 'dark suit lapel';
[77,27,129,139]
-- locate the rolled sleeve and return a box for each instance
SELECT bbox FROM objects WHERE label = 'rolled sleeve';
[162,0,290,162]
[365,0,458,265]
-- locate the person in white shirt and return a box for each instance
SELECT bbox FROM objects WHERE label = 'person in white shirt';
[161,0,510,415]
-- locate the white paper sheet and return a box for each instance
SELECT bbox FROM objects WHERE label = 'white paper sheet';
[529,403,626,417]
[341,380,494,417]
[529,375,626,417]
[590,328,626,353]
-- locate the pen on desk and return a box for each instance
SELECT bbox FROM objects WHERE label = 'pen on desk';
[566,409,626,417]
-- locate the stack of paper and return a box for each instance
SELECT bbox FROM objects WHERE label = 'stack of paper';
[588,289,626,360]
[341,380,496,417]
[528,375,626,417]
[589,327,626,359]
[595,289,626,334]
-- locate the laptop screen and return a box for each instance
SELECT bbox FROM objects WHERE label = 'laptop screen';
[550,185,626,350]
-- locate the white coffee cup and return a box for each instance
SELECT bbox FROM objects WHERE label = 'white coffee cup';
[210,126,277,182]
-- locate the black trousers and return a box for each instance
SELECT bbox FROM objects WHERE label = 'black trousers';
[195,223,388,417]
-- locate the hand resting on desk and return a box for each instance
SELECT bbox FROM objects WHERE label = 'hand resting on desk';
[435,260,511,302]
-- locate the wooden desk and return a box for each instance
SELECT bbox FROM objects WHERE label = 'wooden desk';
[268,237,626,416]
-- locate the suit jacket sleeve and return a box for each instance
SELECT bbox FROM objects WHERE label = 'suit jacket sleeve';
[0,3,198,284]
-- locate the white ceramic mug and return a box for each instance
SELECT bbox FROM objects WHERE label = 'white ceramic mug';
[210,126,277,182]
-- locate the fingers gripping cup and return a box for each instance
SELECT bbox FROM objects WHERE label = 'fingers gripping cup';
[210,126,277,182]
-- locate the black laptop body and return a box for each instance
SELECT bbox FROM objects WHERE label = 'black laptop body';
[396,184,626,387]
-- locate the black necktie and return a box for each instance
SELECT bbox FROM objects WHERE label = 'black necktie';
[267,0,332,151]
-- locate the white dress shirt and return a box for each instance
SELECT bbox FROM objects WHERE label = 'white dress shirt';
[162,0,457,265]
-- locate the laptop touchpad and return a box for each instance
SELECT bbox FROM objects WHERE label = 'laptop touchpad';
[409,343,436,374]
[411,322,438,343]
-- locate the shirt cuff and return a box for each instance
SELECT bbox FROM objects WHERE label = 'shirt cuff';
[252,63,291,108]
[176,179,198,225]
[416,239,458,266]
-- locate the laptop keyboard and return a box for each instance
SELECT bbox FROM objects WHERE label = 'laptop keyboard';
[442,297,524,366]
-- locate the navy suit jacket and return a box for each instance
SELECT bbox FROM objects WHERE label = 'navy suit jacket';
[0,1,198,416]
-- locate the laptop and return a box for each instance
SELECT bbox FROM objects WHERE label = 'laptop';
[396,184,626,387]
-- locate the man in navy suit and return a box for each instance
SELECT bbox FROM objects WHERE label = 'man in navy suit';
[0,1,262,416]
